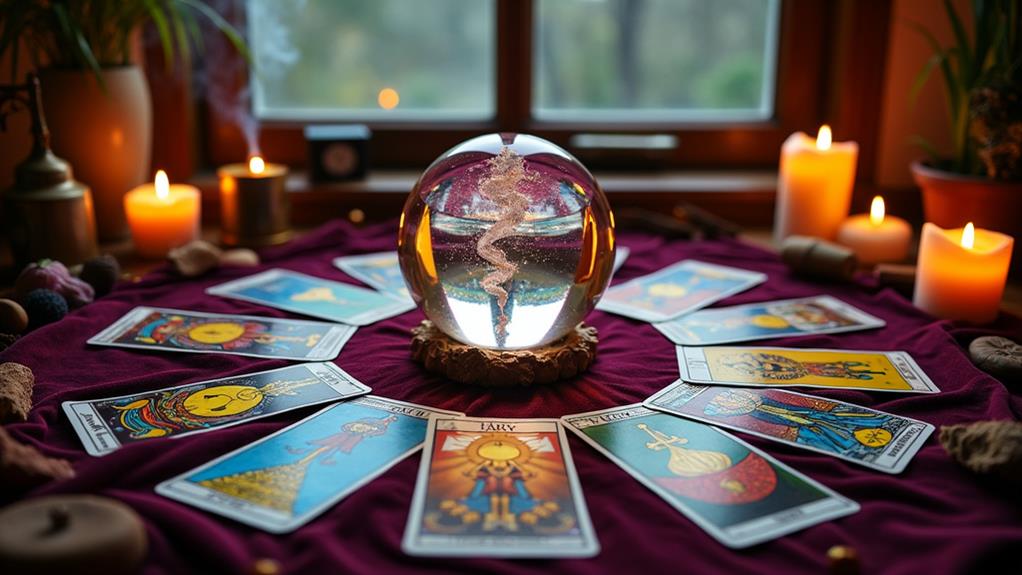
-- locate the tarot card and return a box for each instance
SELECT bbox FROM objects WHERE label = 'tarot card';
[332,251,412,301]
[63,363,371,456]
[88,307,355,361]
[677,346,940,393]
[402,417,599,558]
[612,246,630,276]
[156,396,463,533]
[562,404,858,548]
[644,381,934,473]
[598,260,766,323]
[207,268,416,326]
[654,295,885,346]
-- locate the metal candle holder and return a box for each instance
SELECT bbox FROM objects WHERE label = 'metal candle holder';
[217,161,292,247]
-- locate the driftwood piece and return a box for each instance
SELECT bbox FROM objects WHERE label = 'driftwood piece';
[781,235,858,282]
[940,420,1022,481]
[0,362,33,423]
[410,321,598,387]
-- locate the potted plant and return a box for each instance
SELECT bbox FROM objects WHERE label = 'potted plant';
[0,0,246,241]
[910,0,1021,242]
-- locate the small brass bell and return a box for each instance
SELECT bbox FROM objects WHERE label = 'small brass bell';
[3,74,98,267]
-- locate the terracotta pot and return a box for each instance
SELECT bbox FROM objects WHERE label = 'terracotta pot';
[911,161,1022,235]
[39,66,152,241]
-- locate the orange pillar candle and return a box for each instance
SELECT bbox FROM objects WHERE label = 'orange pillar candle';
[913,222,1014,323]
[836,196,912,265]
[124,170,200,258]
[774,125,858,243]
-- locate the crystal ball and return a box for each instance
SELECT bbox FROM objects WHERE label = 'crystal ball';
[398,133,616,350]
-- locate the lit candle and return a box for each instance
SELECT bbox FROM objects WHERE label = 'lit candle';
[217,155,291,247]
[124,170,200,258]
[914,222,1014,323]
[836,196,912,265]
[774,125,858,243]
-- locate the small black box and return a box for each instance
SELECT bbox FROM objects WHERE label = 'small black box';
[304,124,371,182]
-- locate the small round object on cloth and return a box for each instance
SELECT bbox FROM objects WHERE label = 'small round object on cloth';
[79,254,121,297]
[0,495,147,575]
[22,289,68,331]
[827,545,860,575]
[0,299,28,334]
[968,336,1022,382]
[250,557,282,575]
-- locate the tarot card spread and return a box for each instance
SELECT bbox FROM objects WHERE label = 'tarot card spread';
[63,363,371,456]
[677,347,940,393]
[654,295,885,346]
[562,405,858,548]
[403,418,599,558]
[598,260,766,323]
[88,307,355,361]
[156,396,462,533]
[207,268,416,326]
[645,381,934,474]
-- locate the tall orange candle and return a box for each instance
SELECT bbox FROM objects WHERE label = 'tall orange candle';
[124,170,201,258]
[774,125,858,243]
[913,222,1014,323]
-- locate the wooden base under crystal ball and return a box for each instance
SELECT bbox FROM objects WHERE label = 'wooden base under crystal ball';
[410,320,598,387]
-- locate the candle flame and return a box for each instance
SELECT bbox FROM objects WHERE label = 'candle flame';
[155,170,169,200]
[870,196,885,226]
[816,125,832,151]
[961,222,975,249]
[249,155,265,175]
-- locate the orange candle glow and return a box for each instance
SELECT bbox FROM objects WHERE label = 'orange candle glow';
[836,196,912,265]
[913,222,1014,323]
[774,125,859,243]
[124,170,200,258]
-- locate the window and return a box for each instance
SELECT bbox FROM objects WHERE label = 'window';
[248,0,495,121]
[201,0,833,169]
[533,0,780,122]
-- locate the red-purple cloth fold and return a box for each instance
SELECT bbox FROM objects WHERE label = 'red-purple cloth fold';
[3,220,1020,575]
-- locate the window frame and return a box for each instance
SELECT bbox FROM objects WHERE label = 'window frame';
[189,0,877,174]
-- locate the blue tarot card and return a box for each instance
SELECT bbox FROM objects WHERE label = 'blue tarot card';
[598,260,766,323]
[156,396,462,533]
[333,251,412,301]
[654,295,885,345]
[563,404,859,548]
[207,268,416,326]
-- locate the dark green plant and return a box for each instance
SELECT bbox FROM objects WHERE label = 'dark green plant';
[911,0,1022,177]
[0,0,248,85]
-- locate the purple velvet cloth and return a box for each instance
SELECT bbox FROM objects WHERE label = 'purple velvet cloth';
[4,220,1021,575]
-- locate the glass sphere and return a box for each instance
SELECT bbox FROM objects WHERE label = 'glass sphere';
[398,133,615,350]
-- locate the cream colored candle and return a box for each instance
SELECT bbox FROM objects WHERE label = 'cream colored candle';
[774,125,858,243]
[913,222,1014,323]
[124,170,200,258]
[836,196,912,265]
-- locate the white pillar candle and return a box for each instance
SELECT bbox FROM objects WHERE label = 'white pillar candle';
[774,125,858,243]
[836,196,912,265]
[913,222,1014,323]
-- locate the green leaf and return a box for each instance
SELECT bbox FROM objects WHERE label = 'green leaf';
[944,0,974,85]
[177,0,251,64]
[910,135,941,164]
[142,0,175,70]
[52,3,105,91]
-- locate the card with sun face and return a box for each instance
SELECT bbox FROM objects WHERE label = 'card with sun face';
[402,417,599,558]
[207,268,416,326]
[88,307,356,360]
[597,260,766,323]
[63,363,371,456]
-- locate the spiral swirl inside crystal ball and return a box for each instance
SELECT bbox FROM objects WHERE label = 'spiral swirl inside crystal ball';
[398,133,616,350]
